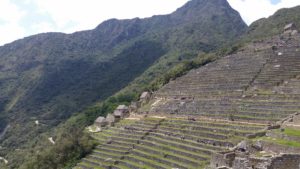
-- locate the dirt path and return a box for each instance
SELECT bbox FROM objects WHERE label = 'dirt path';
[0,125,10,140]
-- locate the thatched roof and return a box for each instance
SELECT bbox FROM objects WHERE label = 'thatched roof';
[95,116,106,123]
[284,23,296,30]
[113,110,123,117]
[106,114,115,122]
[116,105,128,110]
[140,92,150,99]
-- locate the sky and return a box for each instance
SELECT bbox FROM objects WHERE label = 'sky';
[0,0,300,46]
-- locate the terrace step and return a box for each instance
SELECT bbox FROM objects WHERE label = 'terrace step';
[134,143,202,166]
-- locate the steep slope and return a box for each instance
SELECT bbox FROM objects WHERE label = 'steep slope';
[75,31,300,169]
[0,0,247,168]
[244,5,300,40]
[152,34,300,122]
[73,5,300,169]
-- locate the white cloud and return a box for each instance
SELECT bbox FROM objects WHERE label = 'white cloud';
[0,0,26,45]
[31,22,56,33]
[33,0,188,33]
[228,0,300,25]
[1,0,300,46]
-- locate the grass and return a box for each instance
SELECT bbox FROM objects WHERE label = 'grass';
[283,128,300,137]
[160,121,259,136]
[258,137,300,147]
[132,149,196,169]
[119,158,154,169]
[135,142,205,164]
[254,151,273,158]
[141,139,211,158]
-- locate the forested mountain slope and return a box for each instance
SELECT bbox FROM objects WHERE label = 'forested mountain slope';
[75,27,300,169]
[72,3,300,169]
[244,5,300,40]
[0,0,247,168]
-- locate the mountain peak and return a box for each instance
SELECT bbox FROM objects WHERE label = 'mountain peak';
[171,0,240,22]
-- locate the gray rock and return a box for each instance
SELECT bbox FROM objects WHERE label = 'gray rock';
[253,141,263,151]
[236,141,248,152]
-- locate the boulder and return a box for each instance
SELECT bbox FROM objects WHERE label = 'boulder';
[253,141,263,151]
[236,141,248,152]
[291,30,298,35]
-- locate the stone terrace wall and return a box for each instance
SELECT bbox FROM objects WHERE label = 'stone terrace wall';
[268,154,300,169]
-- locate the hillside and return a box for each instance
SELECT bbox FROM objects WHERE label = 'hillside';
[0,0,247,168]
[74,29,300,169]
[244,5,300,41]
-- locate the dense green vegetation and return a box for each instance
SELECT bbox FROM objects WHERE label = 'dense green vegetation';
[1,92,138,169]
[0,1,247,167]
[10,38,240,169]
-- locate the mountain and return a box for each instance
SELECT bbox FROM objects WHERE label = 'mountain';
[74,33,300,169]
[73,4,300,169]
[0,0,247,168]
[244,5,300,40]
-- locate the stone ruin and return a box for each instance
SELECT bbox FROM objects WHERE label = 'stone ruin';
[105,114,115,126]
[209,140,300,169]
[129,91,152,113]
[209,122,300,169]
[113,105,130,120]
[94,116,107,127]
[94,91,151,130]
[94,104,129,129]
[283,23,298,36]
[77,29,300,168]
[140,91,151,105]
[209,111,300,169]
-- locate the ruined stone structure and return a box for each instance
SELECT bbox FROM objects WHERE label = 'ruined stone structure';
[75,32,300,169]
[113,105,129,120]
[210,144,300,169]
[94,105,130,128]
[94,116,107,127]
[283,23,298,35]
[105,114,116,126]
[140,92,151,105]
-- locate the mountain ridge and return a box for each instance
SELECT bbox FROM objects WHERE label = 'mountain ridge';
[0,0,247,168]
[1,1,300,168]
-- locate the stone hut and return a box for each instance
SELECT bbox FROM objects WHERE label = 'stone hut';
[95,116,107,127]
[283,23,298,35]
[113,105,129,120]
[129,101,140,113]
[140,92,151,105]
[105,114,115,126]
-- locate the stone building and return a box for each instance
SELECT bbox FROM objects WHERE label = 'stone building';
[113,105,129,120]
[94,116,107,127]
[283,23,298,35]
[129,101,140,113]
[105,114,115,126]
[140,92,151,104]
